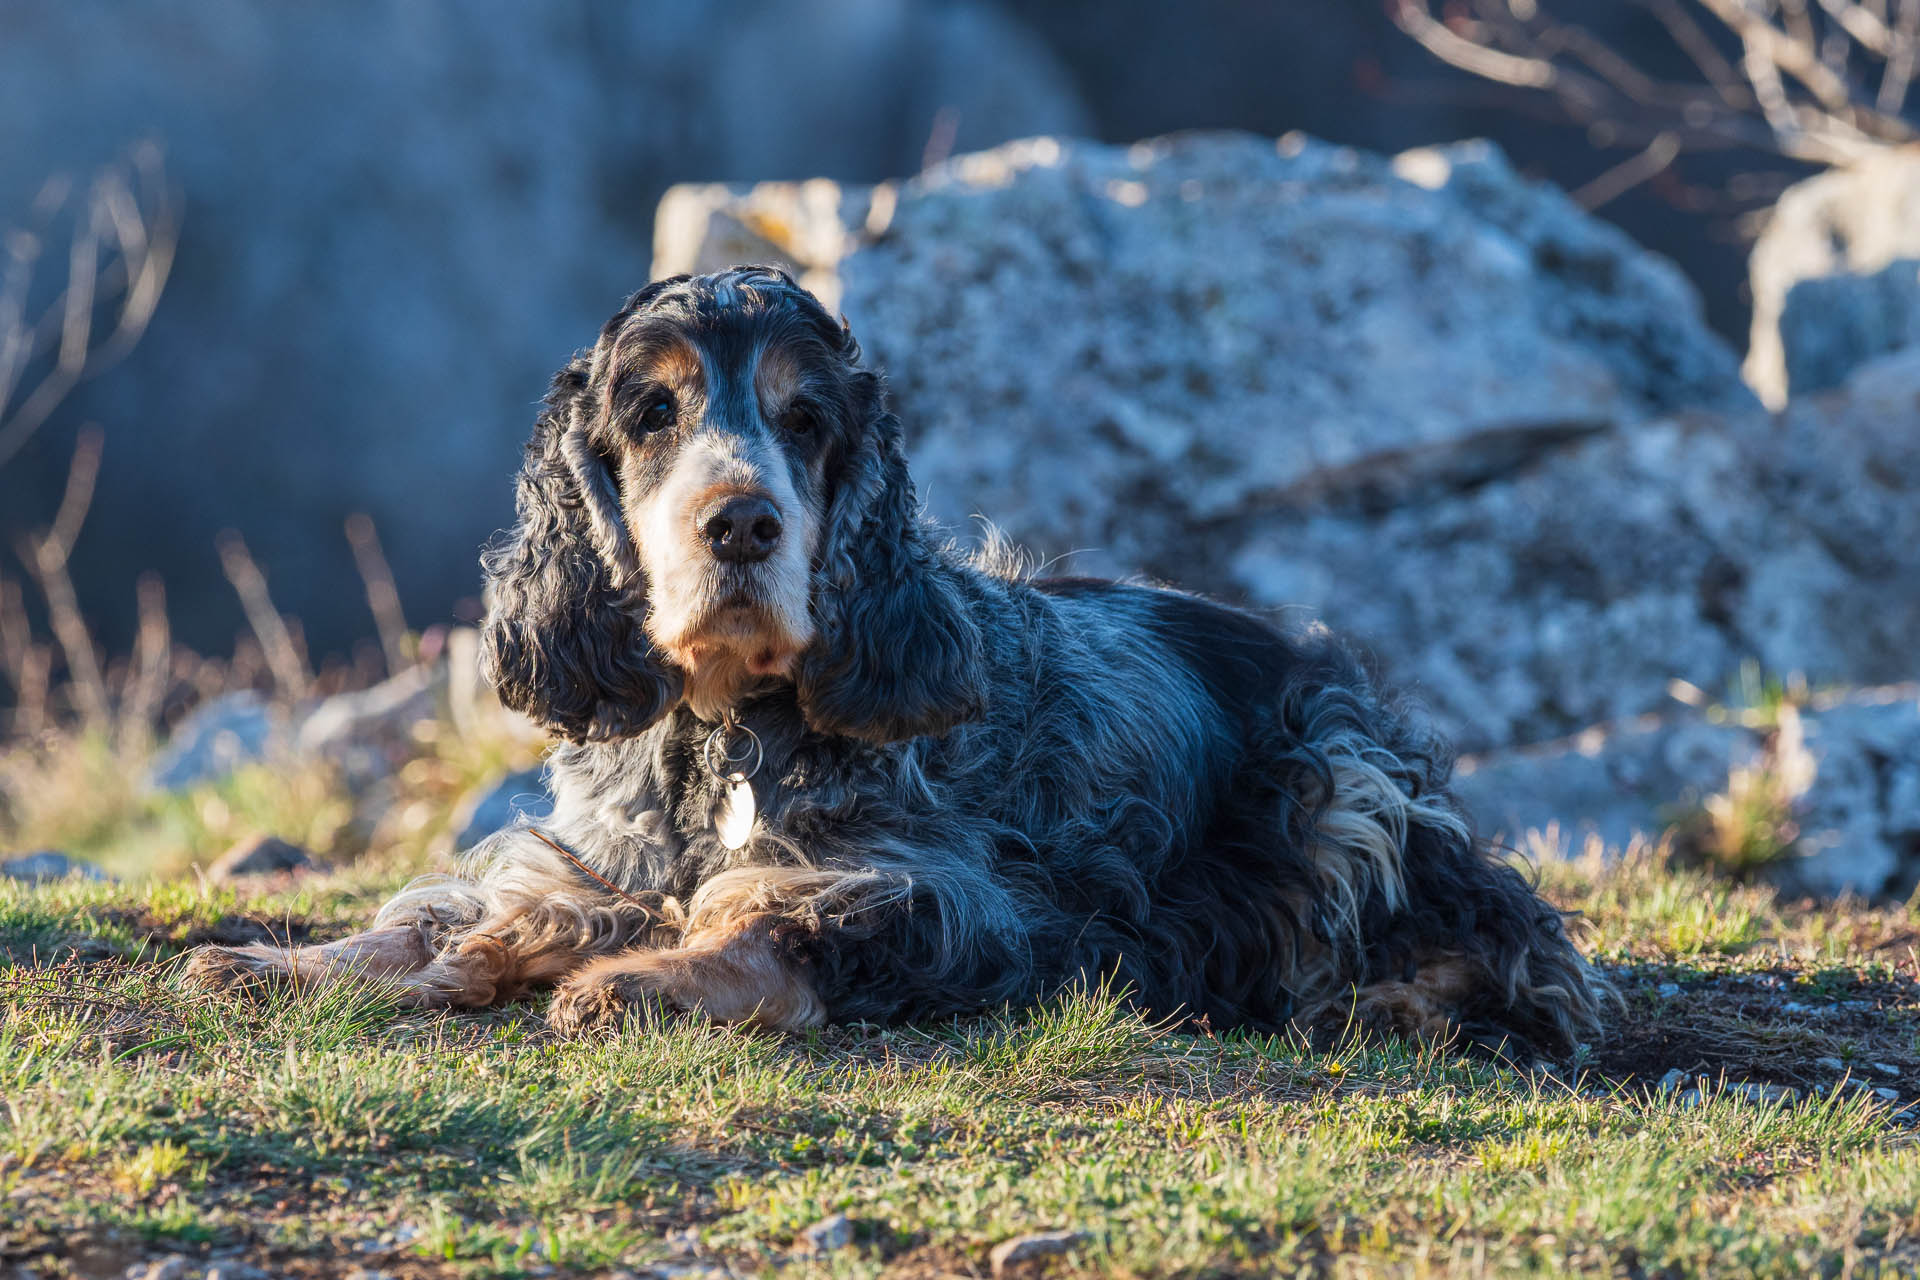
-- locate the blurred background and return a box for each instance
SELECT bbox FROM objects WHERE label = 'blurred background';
[3,0,1917,897]
[0,0,1816,658]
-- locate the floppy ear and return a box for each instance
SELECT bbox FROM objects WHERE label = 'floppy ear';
[796,373,985,742]
[480,356,682,742]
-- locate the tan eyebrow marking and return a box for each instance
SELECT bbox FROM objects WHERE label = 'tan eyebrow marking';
[624,339,703,392]
[753,341,805,415]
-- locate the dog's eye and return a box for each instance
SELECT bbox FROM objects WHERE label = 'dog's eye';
[781,405,819,436]
[638,396,677,434]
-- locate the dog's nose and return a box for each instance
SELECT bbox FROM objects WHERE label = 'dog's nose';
[701,494,783,564]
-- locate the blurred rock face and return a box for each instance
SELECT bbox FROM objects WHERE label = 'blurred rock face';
[1746,152,1920,407]
[0,0,1088,654]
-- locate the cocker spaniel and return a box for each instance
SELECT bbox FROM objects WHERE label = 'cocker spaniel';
[185,266,1604,1056]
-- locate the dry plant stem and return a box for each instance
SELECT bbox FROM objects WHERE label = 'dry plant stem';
[216,532,310,702]
[121,572,171,745]
[11,645,51,737]
[16,428,109,728]
[1569,131,1683,209]
[0,574,27,692]
[0,145,177,471]
[345,513,409,676]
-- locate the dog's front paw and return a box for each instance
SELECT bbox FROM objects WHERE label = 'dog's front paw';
[547,966,681,1036]
[179,943,285,994]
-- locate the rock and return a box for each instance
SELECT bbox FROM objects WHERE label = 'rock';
[207,835,324,883]
[1731,1083,1799,1105]
[1656,1069,1688,1094]
[1784,687,1920,898]
[131,1258,189,1280]
[1655,983,1682,999]
[1459,684,1920,897]
[2,851,108,883]
[296,664,440,790]
[207,1265,270,1280]
[989,1229,1089,1276]
[794,1213,856,1255]
[1454,708,1758,851]
[1752,350,1920,670]
[147,692,280,791]
[451,768,553,853]
[0,0,1087,658]
[1745,151,1920,406]
[1816,1057,1845,1073]
[1238,402,1911,752]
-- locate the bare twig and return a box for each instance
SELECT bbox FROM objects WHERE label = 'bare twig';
[14,429,110,727]
[216,531,311,702]
[1570,130,1685,207]
[344,512,410,676]
[121,571,171,742]
[0,573,26,694]
[11,643,51,738]
[0,144,177,472]
[1880,0,1920,112]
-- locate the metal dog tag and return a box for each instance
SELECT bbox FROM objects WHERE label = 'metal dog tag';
[715,778,756,850]
[705,715,764,851]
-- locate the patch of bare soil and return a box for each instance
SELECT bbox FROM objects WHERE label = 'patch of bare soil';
[1588,962,1919,1112]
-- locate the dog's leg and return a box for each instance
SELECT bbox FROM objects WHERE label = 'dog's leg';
[549,912,822,1033]
[182,832,675,1008]
[179,877,479,996]
[401,890,672,1009]
[547,867,859,1034]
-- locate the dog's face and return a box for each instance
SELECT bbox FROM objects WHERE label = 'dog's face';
[481,267,986,744]
[582,275,856,717]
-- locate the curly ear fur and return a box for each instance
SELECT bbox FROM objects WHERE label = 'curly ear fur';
[480,351,682,743]
[796,371,985,742]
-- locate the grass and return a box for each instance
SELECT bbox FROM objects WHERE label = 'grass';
[1,842,1916,1278]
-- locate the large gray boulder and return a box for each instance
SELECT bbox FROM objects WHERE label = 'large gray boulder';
[1229,405,1912,752]
[1745,151,1920,407]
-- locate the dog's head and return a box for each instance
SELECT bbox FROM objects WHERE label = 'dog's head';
[481,267,983,744]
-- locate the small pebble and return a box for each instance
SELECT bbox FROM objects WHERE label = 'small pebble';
[1816,1057,1844,1072]
[1655,982,1681,998]
[991,1230,1090,1276]
[1869,1062,1900,1078]
[1656,1068,1687,1093]
[796,1213,856,1254]
[1731,1083,1798,1105]
[209,834,323,882]
[208,1265,270,1280]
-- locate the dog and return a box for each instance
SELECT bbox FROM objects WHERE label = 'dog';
[185,266,1604,1056]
